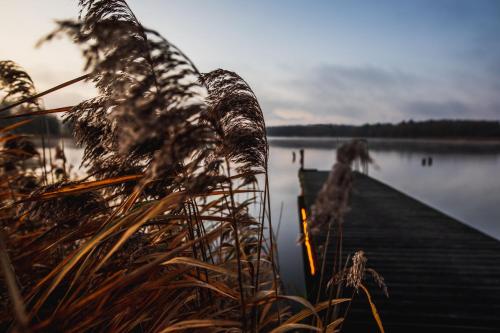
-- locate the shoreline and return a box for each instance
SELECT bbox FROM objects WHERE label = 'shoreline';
[268,136,500,145]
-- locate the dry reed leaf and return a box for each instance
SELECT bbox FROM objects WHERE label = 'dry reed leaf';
[0,233,29,330]
[0,2,364,331]
[0,74,89,113]
[95,191,185,269]
[166,278,239,300]
[22,174,142,201]
[282,298,350,326]
[0,119,32,132]
[162,256,237,278]
[269,323,322,333]
[159,319,241,332]
[325,318,344,333]
[0,134,22,143]
[252,291,324,328]
[360,283,385,333]
[207,189,262,196]
[0,106,73,119]
[30,205,158,311]
[88,221,232,292]
[150,294,197,330]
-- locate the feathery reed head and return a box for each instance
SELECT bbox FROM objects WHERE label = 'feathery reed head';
[202,69,268,176]
[336,138,371,166]
[0,60,40,110]
[0,2,353,332]
[41,0,219,196]
[311,139,373,229]
[346,250,367,290]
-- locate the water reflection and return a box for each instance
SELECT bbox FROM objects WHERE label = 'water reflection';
[268,137,500,295]
[58,137,500,296]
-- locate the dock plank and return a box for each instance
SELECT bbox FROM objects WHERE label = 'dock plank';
[298,169,500,332]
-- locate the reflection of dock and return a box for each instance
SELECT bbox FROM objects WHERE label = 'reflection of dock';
[298,169,500,332]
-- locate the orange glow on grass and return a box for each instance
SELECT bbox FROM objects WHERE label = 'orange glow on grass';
[301,208,316,275]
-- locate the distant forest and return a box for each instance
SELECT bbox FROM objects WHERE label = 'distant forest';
[3,112,500,140]
[267,120,500,139]
[0,113,61,136]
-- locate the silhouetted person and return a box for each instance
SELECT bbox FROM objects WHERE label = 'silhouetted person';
[428,156,433,166]
[299,149,304,170]
[292,151,296,163]
[422,158,427,166]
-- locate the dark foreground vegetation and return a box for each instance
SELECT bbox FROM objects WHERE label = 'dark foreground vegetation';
[268,120,500,139]
[0,1,384,332]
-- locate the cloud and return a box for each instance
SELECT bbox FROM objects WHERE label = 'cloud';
[273,108,314,121]
[404,100,471,118]
[260,64,500,125]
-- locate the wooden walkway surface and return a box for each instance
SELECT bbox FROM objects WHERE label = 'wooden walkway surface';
[298,169,500,332]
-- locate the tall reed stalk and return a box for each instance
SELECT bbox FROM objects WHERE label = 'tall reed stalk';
[0,1,354,332]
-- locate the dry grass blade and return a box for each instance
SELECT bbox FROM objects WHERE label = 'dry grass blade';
[0,119,33,132]
[158,319,241,332]
[269,323,322,333]
[0,233,29,330]
[0,106,73,119]
[0,134,23,143]
[162,257,237,278]
[282,298,350,326]
[0,74,89,113]
[252,291,324,328]
[94,191,185,270]
[326,318,344,333]
[0,1,366,331]
[360,284,385,333]
[21,174,142,201]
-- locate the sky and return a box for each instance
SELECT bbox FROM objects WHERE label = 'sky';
[1,0,499,125]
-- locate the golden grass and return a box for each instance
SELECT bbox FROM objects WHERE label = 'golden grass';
[0,1,386,332]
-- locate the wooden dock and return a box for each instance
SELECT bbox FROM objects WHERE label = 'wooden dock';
[298,169,500,332]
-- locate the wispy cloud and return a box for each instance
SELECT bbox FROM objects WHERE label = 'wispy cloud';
[1,0,499,124]
[262,63,500,125]
[273,108,314,122]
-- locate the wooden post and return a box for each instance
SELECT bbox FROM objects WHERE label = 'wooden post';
[300,149,304,170]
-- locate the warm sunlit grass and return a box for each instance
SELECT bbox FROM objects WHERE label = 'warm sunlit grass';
[0,1,385,332]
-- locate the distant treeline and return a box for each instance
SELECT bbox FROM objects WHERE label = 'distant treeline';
[267,120,500,139]
[0,112,61,137]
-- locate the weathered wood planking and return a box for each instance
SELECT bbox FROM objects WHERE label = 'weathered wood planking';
[298,168,500,332]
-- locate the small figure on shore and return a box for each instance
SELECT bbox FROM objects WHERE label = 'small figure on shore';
[292,151,296,163]
[428,156,433,166]
[422,158,427,166]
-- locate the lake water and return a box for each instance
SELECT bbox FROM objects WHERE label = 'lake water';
[267,137,500,296]
[61,137,500,296]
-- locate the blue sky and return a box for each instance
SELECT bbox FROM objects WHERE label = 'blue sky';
[1,0,499,125]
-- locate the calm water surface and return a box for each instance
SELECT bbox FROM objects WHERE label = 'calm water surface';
[267,137,500,295]
[61,138,500,296]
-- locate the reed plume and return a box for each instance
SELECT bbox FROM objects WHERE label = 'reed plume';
[0,1,353,332]
[312,139,371,229]
[40,0,213,197]
[201,69,268,176]
[0,62,42,196]
[346,250,367,290]
[0,60,41,110]
[308,139,376,327]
